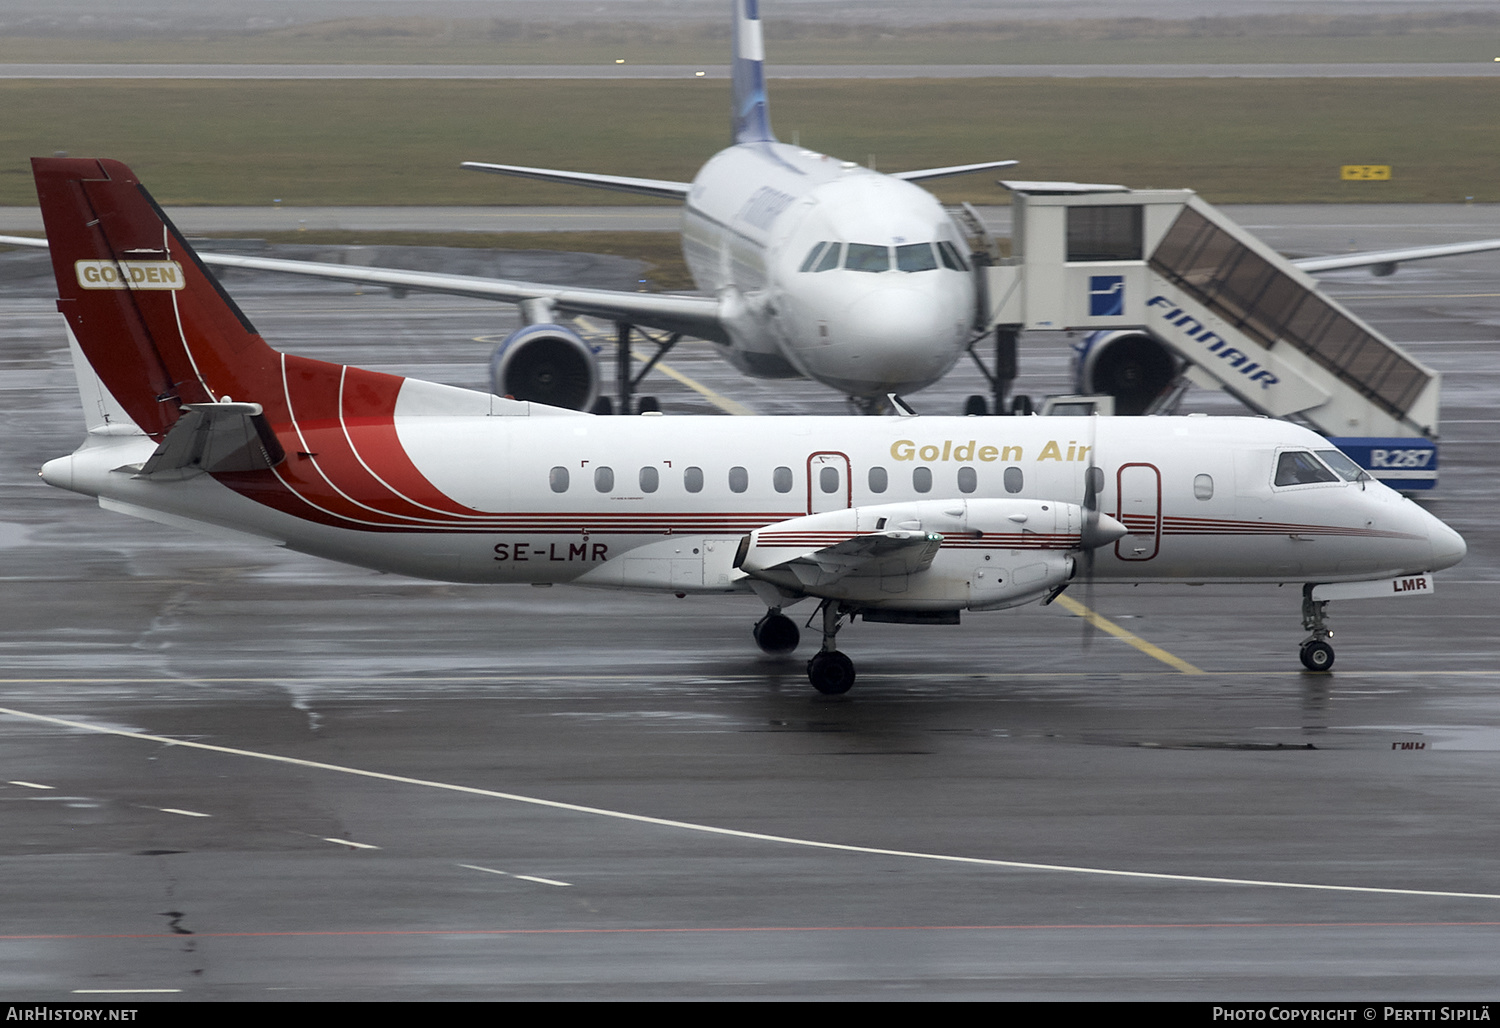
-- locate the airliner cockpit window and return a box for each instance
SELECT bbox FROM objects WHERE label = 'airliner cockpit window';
[1316,449,1367,482]
[799,242,828,272]
[937,241,969,272]
[845,243,890,273]
[896,243,938,273]
[813,242,842,272]
[1274,450,1340,486]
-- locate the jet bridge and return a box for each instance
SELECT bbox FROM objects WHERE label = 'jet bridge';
[978,184,1442,489]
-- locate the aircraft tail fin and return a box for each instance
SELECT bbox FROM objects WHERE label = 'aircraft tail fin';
[731,0,775,144]
[32,157,282,442]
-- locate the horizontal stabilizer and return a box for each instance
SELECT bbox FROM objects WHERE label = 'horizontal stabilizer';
[893,160,1018,183]
[136,401,285,478]
[461,161,691,200]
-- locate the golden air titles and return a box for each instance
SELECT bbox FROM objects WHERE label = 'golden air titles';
[889,439,1093,463]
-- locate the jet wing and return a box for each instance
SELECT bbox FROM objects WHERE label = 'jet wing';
[1291,238,1500,274]
[0,236,728,343]
[892,160,1018,183]
[461,161,691,200]
[198,251,727,341]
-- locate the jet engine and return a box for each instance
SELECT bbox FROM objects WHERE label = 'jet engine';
[1074,331,1180,416]
[490,323,599,411]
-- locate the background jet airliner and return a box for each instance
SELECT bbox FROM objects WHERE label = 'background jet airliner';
[30,157,1465,692]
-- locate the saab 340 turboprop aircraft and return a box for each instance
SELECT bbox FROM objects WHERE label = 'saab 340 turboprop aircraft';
[29,157,1466,692]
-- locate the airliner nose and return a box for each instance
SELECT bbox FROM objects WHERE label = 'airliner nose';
[840,286,957,385]
[1429,515,1467,571]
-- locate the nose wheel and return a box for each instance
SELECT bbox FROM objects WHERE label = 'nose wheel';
[1300,639,1335,672]
[806,600,857,695]
[1299,584,1335,672]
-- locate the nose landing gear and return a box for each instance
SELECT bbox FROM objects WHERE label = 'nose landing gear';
[1300,584,1335,671]
[806,600,857,695]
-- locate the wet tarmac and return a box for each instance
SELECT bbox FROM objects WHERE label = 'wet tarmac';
[1,206,1499,1000]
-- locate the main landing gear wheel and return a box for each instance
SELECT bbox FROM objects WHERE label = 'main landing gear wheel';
[1300,640,1335,672]
[805,600,857,694]
[807,651,855,695]
[753,611,800,655]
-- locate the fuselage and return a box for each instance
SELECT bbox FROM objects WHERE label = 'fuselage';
[681,141,976,397]
[43,379,1464,600]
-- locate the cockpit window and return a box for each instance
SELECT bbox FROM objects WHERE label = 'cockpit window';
[799,242,828,273]
[1315,449,1367,482]
[1275,450,1340,486]
[845,243,890,273]
[813,242,842,272]
[937,241,969,272]
[896,242,938,273]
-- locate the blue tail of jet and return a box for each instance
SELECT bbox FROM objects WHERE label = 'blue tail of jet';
[731,0,775,144]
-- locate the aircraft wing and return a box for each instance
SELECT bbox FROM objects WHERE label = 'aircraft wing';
[893,160,1018,183]
[745,528,944,587]
[1291,238,1500,274]
[200,252,727,340]
[0,236,727,342]
[461,161,691,200]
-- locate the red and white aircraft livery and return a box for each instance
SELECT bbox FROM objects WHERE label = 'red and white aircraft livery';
[32,158,1465,692]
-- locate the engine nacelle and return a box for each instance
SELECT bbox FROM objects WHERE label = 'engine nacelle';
[490,323,599,411]
[1074,331,1179,416]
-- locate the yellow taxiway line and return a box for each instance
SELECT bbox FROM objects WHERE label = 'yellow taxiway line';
[1052,594,1205,675]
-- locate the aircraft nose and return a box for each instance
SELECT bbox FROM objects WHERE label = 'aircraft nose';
[840,286,959,384]
[1428,514,1467,571]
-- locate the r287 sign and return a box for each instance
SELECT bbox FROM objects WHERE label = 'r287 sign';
[1369,448,1434,469]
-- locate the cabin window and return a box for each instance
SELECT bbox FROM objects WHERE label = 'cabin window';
[937,240,969,272]
[819,466,840,494]
[549,466,569,493]
[799,242,828,273]
[913,467,932,493]
[1274,451,1339,487]
[896,242,938,273]
[773,466,793,493]
[1003,466,1023,494]
[1194,473,1214,500]
[813,243,842,272]
[728,466,749,493]
[639,466,659,493]
[845,243,890,273]
[957,466,977,493]
[594,466,614,493]
[868,466,888,493]
[684,466,704,493]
